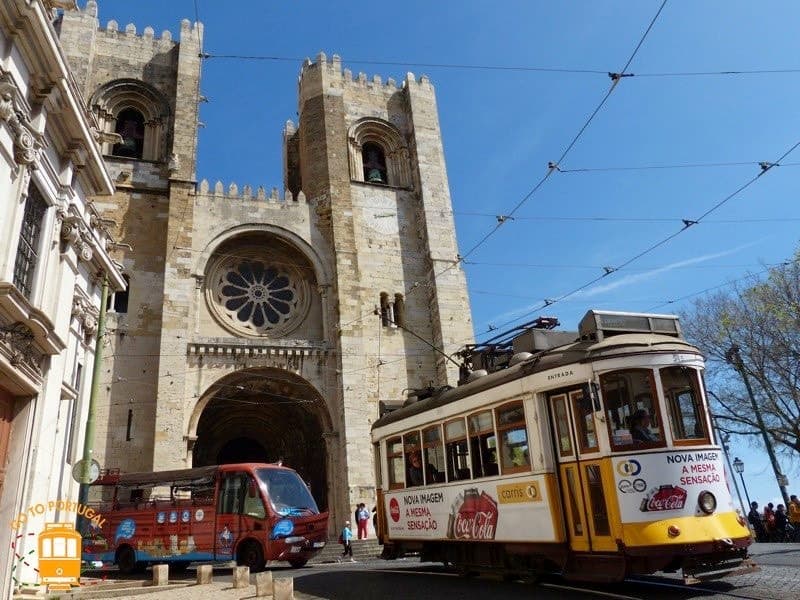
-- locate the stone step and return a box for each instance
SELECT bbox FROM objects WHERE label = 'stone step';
[310,538,381,564]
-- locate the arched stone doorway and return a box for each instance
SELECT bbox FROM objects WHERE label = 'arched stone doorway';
[191,368,330,509]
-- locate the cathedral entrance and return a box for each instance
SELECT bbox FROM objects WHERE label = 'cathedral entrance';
[192,369,329,509]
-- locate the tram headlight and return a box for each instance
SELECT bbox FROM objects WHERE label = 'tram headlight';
[698,490,717,515]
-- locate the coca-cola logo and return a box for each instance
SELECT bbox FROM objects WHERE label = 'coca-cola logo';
[448,489,498,540]
[389,497,400,522]
[641,485,687,512]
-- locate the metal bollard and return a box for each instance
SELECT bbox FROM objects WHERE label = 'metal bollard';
[196,564,213,585]
[273,576,294,600]
[232,565,250,589]
[255,571,273,597]
[152,563,169,586]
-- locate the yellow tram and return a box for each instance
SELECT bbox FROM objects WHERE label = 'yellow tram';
[371,310,756,583]
[38,523,82,590]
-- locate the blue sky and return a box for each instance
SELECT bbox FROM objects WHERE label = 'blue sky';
[92,1,800,507]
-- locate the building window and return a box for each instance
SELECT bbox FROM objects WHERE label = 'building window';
[362,142,388,184]
[126,409,133,441]
[112,108,145,158]
[13,185,48,299]
[107,275,130,313]
[380,292,405,328]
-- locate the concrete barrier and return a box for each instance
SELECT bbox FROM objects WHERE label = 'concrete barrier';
[152,564,168,586]
[273,577,293,600]
[196,564,213,584]
[232,565,250,589]
[255,570,273,596]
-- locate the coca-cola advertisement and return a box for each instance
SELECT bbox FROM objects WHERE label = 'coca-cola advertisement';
[613,450,734,523]
[447,488,499,540]
[640,485,687,512]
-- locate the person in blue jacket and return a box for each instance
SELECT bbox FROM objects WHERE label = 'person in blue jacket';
[340,521,354,561]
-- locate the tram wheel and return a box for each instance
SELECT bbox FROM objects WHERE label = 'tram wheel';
[237,540,265,573]
[288,559,308,568]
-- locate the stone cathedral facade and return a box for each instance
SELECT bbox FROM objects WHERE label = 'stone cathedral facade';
[57,1,472,529]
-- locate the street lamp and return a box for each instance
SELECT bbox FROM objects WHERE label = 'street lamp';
[725,344,790,506]
[733,457,752,508]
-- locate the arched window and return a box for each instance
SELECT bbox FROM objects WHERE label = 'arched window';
[112,108,145,158]
[362,142,388,184]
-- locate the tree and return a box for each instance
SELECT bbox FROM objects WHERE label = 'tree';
[681,254,800,460]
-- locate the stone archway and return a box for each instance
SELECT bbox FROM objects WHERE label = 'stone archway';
[191,368,330,509]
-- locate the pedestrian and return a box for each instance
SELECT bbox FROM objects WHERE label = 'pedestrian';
[788,495,800,542]
[356,503,370,539]
[774,505,788,542]
[764,502,776,541]
[340,520,354,562]
[748,501,767,542]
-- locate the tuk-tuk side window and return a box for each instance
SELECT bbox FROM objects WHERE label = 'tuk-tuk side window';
[445,418,471,481]
[387,437,404,490]
[218,472,247,514]
[242,474,265,518]
[661,366,709,442]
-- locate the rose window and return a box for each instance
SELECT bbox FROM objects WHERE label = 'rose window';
[207,252,310,337]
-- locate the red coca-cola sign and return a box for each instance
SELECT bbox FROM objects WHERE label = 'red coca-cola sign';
[448,489,498,540]
[641,485,687,512]
[389,497,401,522]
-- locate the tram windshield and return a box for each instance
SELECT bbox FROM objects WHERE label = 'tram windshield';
[256,468,319,516]
[601,369,664,449]
[660,366,708,442]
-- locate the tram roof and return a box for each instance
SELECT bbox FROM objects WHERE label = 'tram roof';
[373,333,701,431]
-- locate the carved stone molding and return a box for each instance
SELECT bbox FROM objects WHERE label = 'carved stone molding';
[72,289,100,339]
[0,321,44,375]
[0,75,42,167]
[59,208,95,263]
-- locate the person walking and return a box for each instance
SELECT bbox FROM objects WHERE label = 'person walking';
[356,503,370,539]
[340,521,354,562]
[788,495,800,542]
[748,501,767,542]
[774,505,789,542]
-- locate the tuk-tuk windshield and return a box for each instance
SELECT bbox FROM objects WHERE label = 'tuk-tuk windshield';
[256,468,319,517]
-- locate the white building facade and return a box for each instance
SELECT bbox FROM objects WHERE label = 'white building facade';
[0,1,125,596]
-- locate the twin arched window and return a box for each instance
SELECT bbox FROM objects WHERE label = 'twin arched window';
[348,118,411,188]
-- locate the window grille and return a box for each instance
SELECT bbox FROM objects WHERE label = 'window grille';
[13,185,48,299]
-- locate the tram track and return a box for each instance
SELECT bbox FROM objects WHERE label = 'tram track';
[541,576,773,600]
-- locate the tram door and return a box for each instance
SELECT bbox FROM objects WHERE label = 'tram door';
[549,388,615,553]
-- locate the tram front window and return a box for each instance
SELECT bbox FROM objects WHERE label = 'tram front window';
[661,366,708,441]
[601,369,664,449]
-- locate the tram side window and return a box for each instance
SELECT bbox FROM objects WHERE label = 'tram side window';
[661,366,708,441]
[387,437,405,489]
[422,426,445,483]
[469,410,499,478]
[445,419,471,481]
[404,431,423,487]
[601,369,663,449]
[572,389,599,453]
[495,402,530,473]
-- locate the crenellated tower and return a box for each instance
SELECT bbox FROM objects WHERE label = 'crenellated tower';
[57,1,471,532]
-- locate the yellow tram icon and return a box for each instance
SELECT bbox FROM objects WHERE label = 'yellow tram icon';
[38,523,82,590]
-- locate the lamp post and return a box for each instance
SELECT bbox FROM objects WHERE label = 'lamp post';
[725,344,790,506]
[733,457,751,508]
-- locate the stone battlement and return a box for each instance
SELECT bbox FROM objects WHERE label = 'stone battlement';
[299,51,432,90]
[78,1,202,44]
[196,180,307,205]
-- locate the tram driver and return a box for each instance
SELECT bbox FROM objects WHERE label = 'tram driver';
[630,409,658,444]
